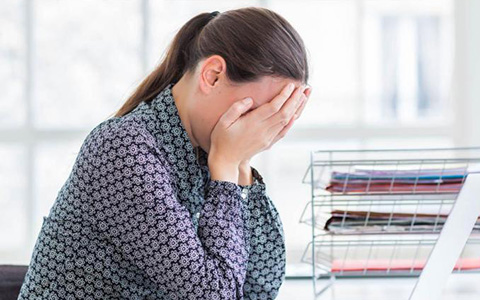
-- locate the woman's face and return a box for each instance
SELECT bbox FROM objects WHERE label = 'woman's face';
[191,74,303,153]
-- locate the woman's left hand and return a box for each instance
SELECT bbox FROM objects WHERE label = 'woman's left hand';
[265,85,312,150]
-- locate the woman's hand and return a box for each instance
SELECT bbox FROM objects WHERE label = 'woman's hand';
[208,82,308,182]
[268,85,311,149]
[236,85,311,185]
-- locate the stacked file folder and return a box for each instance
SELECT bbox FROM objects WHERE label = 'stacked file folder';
[324,209,480,234]
[325,167,468,194]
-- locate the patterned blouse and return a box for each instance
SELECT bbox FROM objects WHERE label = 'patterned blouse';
[18,83,286,299]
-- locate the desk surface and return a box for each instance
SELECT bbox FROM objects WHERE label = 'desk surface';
[277,273,480,300]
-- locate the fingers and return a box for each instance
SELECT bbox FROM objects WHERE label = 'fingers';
[271,113,296,145]
[294,86,312,120]
[217,97,254,129]
[252,82,296,120]
[267,86,312,149]
[267,84,307,134]
[305,86,312,97]
[293,94,307,120]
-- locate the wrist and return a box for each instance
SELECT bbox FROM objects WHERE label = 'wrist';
[238,162,253,186]
[239,159,251,170]
[208,154,240,184]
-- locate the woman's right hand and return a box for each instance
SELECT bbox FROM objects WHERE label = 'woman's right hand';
[208,82,306,182]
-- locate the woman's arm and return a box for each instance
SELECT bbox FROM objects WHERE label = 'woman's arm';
[87,123,251,299]
[238,166,287,299]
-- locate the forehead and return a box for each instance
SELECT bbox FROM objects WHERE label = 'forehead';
[244,76,303,108]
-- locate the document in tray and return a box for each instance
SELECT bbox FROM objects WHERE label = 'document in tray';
[324,166,474,194]
[330,257,480,273]
[324,209,480,233]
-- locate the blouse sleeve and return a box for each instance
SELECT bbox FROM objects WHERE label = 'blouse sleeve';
[238,166,286,299]
[86,124,251,299]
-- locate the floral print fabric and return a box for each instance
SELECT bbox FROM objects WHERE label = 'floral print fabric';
[17,83,286,299]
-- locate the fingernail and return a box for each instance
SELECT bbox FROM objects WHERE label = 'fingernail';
[288,83,295,91]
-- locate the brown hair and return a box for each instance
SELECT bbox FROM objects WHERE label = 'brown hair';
[112,6,309,117]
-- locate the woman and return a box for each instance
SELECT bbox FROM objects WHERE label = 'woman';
[18,7,311,300]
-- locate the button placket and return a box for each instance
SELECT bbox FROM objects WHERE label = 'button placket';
[241,187,248,200]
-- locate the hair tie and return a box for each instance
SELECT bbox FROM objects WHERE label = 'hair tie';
[209,11,220,19]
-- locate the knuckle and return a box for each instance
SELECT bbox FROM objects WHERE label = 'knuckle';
[262,140,270,148]
[269,104,281,114]
[279,110,290,119]
[282,89,292,98]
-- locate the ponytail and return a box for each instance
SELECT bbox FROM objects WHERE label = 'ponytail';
[112,12,219,117]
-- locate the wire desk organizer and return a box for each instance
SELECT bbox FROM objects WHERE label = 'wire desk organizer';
[299,147,480,299]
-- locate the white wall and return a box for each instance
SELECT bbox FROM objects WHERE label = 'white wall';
[454,0,480,146]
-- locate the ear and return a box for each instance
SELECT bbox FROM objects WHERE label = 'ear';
[198,55,227,94]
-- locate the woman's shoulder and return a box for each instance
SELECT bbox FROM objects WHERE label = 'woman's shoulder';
[80,114,160,160]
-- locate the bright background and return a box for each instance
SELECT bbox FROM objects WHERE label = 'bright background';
[1,0,479,279]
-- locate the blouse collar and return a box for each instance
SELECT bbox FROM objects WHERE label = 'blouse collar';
[143,82,209,217]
